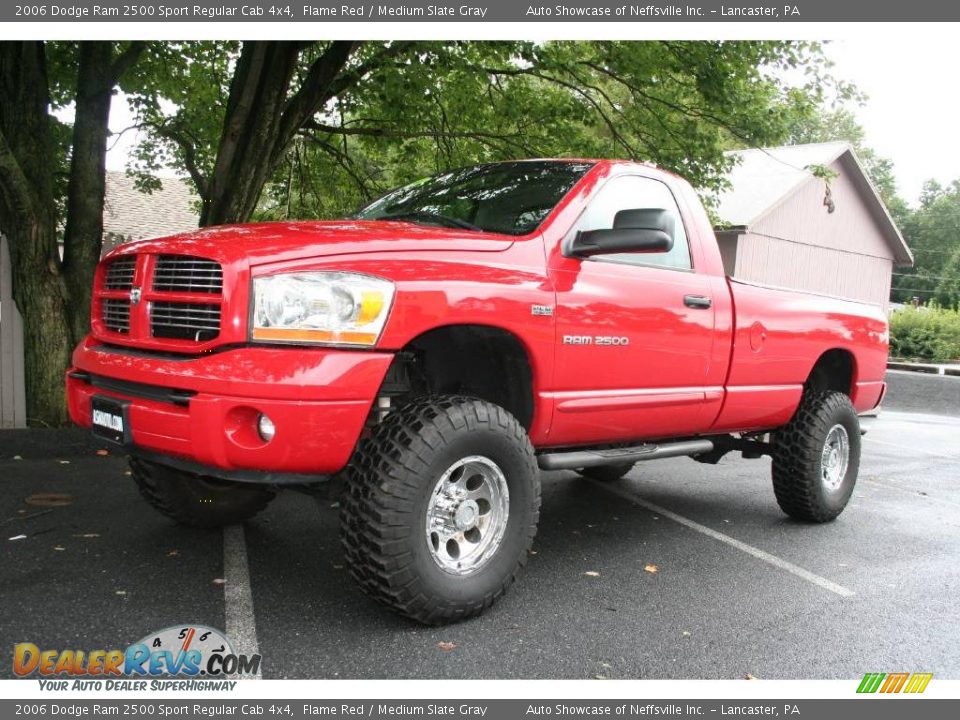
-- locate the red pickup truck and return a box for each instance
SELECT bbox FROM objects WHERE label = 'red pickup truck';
[67,160,888,624]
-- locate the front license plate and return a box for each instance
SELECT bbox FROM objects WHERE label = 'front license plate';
[91,395,130,445]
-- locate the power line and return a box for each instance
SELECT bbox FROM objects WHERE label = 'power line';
[892,272,958,282]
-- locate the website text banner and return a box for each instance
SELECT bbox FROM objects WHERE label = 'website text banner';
[4,0,960,23]
[3,700,960,719]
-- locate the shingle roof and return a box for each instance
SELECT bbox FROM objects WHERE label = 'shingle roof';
[102,172,199,252]
[714,142,913,267]
[714,141,851,227]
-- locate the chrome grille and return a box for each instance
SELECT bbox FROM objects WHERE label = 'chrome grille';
[151,302,221,341]
[153,255,223,294]
[102,299,130,334]
[104,257,136,290]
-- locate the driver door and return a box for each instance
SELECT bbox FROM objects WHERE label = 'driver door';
[547,174,720,446]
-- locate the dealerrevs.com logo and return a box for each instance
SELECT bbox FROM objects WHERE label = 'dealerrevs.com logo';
[14,625,261,691]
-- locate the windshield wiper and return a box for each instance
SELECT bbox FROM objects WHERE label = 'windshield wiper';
[380,211,482,232]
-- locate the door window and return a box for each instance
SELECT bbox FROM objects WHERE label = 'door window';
[572,175,692,270]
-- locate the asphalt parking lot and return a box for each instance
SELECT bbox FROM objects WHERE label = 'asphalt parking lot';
[2,369,959,680]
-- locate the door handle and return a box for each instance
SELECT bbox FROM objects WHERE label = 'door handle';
[684,294,712,309]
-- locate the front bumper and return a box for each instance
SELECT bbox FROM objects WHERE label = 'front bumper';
[67,337,394,477]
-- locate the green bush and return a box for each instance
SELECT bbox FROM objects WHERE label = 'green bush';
[889,305,960,362]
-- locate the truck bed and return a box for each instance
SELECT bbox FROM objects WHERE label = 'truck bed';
[707,277,889,434]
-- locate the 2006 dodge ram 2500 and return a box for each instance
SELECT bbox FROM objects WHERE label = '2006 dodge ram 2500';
[67,160,887,624]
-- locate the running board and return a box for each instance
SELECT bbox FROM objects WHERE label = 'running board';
[537,439,717,471]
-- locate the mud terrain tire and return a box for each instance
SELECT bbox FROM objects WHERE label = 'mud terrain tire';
[772,391,861,522]
[340,395,540,625]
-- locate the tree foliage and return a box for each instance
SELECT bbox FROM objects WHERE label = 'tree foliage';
[893,180,960,306]
[127,41,847,224]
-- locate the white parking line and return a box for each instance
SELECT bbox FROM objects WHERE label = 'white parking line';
[587,479,856,598]
[223,524,262,679]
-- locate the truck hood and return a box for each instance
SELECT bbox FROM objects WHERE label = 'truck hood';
[108,220,516,266]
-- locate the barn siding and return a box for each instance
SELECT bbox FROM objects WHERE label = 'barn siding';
[732,232,892,306]
[732,157,896,308]
[752,157,893,258]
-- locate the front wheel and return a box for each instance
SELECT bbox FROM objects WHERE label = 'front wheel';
[771,391,861,522]
[129,458,276,528]
[340,396,540,625]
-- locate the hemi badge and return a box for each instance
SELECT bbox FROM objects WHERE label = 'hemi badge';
[531,305,554,317]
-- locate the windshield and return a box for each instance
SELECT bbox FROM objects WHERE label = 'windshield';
[354,161,595,236]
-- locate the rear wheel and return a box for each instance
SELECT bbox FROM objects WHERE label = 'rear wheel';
[129,458,276,528]
[771,391,861,522]
[340,395,540,625]
[577,463,635,482]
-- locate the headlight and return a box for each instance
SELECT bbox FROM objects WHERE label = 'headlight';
[251,271,395,346]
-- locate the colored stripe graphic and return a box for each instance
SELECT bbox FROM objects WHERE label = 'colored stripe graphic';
[881,673,909,693]
[857,673,885,693]
[857,672,932,694]
[904,673,934,694]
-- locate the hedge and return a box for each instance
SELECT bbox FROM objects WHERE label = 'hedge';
[889,305,960,362]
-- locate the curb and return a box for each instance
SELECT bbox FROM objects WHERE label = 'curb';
[888,361,960,377]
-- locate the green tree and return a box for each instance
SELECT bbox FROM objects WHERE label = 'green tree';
[893,179,960,305]
[127,41,405,225]
[0,41,144,425]
[129,41,848,225]
[937,246,960,308]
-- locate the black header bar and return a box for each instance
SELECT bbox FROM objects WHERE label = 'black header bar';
[3,1,958,23]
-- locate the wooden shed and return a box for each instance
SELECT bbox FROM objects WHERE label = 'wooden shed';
[713,142,913,308]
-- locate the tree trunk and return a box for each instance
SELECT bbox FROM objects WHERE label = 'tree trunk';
[0,42,72,426]
[6,223,73,426]
[201,42,301,227]
[62,42,145,344]
[62,42,114,345]
[201,41,359,227]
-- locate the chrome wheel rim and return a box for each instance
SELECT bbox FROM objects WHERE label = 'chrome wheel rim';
[821,424,850,492]
[425,455,510,576]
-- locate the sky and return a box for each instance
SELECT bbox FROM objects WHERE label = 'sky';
[101,38,958,207]
[825,38,959,204]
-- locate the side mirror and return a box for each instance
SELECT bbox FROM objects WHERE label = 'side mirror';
[569,208,674,258]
